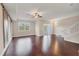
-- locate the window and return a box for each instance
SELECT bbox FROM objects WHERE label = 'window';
[18,21,30,32]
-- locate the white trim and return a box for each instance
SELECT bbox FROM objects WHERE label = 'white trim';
[0,38,12,56]
[57,13,79,21]
[13,34,36,37]
[65,39,79,44]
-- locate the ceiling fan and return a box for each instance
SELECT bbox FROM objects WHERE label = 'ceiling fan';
[26,9,43,18]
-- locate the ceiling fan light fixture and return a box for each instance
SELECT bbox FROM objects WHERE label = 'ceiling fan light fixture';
[31,9,43,18]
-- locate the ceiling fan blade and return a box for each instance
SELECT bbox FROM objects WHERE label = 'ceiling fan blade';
[25,11,46,18]
[26,13,33,18]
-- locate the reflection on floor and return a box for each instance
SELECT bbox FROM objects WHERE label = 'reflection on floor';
[4,35,64,56]
[15,38,32,56]
[42,35,51,54]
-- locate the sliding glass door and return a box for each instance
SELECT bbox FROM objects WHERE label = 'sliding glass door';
[7,16,12,41]
[3,10,12,47]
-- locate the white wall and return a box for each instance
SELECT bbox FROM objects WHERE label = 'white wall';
[0,4,4,54]
[13,18,54,37]
[58,15,79,43]
[13,20,36,37]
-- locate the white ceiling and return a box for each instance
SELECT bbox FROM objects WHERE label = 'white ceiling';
[3,3,79,21]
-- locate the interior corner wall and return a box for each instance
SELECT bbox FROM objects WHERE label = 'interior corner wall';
[0,4,4,54]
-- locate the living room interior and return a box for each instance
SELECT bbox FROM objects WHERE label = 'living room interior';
[0,3,79,56]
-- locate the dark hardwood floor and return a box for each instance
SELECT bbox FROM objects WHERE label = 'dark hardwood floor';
[3,34,79,56]
[64,41,79,56]
[3,34,64,56]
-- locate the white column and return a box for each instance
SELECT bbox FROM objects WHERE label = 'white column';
[50,19,57,34]
[35,18,43,36]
